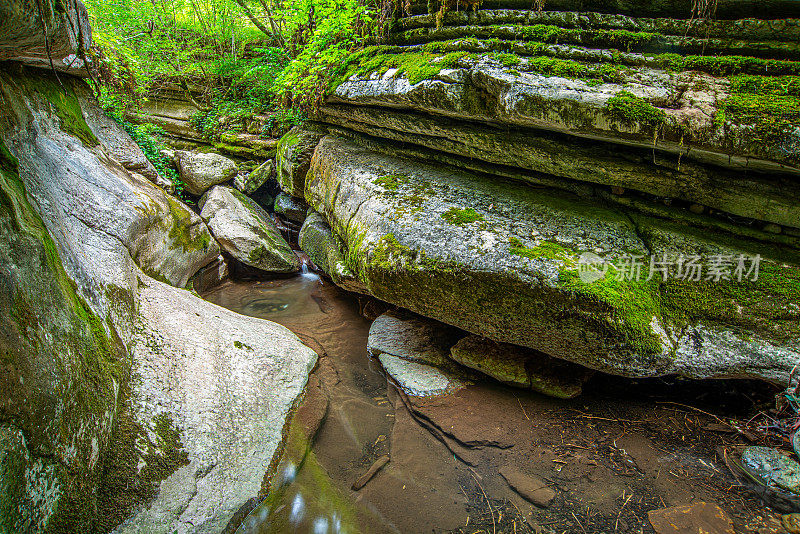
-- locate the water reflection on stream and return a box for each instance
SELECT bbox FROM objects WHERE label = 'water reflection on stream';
[204,275,781,534]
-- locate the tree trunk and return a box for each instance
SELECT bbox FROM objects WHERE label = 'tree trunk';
[232,0,276,39]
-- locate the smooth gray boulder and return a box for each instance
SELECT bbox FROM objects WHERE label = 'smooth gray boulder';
[234,159,274,195]
[200,185,299,272]
[368,311,473,397]
[0,65,314,531]
[298,211,366,293]
[276,126,325,197]
[274,192,307,224]
[113,279,317,534]
[175,150,238,195]
[304,134,800,383]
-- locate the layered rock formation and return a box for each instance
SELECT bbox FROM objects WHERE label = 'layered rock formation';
[288,1,800,384]
[0,3,316,531]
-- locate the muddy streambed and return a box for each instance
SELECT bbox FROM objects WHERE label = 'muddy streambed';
[203,274,785,534]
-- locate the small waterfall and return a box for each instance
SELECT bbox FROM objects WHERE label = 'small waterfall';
[301,260,309,275]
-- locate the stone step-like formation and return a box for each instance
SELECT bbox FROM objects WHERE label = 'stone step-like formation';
[291,131,799,383]
[313,2,800,253]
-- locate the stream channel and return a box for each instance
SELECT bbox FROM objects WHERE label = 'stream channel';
[202,272,783,534]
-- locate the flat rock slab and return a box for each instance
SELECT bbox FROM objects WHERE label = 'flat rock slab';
[647,502,735,534]
[116,279,318,534]
[369,310,464,368]
[304,134,800,383]
[499,466,556,508]
[378,354,470,397]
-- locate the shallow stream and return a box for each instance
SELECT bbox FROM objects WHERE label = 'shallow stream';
[203,274,783,534]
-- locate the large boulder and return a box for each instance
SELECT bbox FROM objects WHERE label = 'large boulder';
[276,126,325,198]
[298,211,366,293]
[200,185,299,273]
[305,134,800,383]
[0,64,314,532]
[112,280,317,533]
[175,150,238,196]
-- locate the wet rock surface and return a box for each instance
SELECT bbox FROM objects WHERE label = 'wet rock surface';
[274,191,307,224]
[113,280,317,534]
[200,185,299,273]
[298,211,368,293]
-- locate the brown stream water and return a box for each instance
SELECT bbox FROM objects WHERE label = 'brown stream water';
[203,274,784,534]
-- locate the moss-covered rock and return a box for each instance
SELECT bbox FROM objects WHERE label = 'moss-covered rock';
[298,211,367,293]
[449,335,593,398]
[200,185,299,272]
[304,135,800,383]
[276,126,326,198]
[0,134,127,533]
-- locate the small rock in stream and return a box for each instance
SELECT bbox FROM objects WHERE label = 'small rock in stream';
[352,455,390,490]
[499,466,555,508]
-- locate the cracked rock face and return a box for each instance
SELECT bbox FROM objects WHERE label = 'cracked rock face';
[303,134,800,383]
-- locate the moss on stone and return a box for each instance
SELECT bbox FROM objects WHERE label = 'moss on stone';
[606,90,667,129]
[26,72,98,148]
[509,238,574,262]
[441,207,484,225]
[96,378,188,533]
[373,173,407,191]
[1,137,127,532]
[234,340,253,350]
[166,197,211,253]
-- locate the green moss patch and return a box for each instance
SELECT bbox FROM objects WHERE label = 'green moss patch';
[166,197,211,253]
[373,173,407,191]
[606,91,667,129]
[26,73,99,147]
[441,207,483,225]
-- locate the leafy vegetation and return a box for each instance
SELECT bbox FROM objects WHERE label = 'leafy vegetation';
[116,119,188,199]
[86,0,390,118]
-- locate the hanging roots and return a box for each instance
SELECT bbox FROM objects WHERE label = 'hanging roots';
[690,0,718,21]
